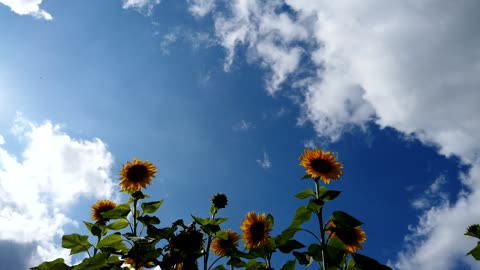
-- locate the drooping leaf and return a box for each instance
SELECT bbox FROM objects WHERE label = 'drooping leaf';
[215,230,229,240]
[331,211,363,228]
[320,190,341,201]
[106,219,129,230]
[141,200,164,214]
[245,259,265,270]
[351,253,393,270]
[467,242,480,260]
[138,215,161,226]
[62,234,92,255]
[209,217,228,225]
[101,204,131,219]
[191,215,209,226]
[466,224,480,239]
[31,258,71,270]
[71,252,110,270]
[227,257,247,268]
[307,243,323,261]
[96,233,128,252]
[295,188,315,199]
[301,174,311,180]
[293,251,313,266]
[307,198,324,212]
[280,260,296,270]
[325,237,345,267]
[266,213,274,228]
[278,240,306,253]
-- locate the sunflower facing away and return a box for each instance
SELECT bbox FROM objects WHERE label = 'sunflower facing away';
[299,148,343,184]
[326,221,366,254]
[210,229,241,256]
[91,200,117,221]
[241,212,272,249]
[119,158,157,192]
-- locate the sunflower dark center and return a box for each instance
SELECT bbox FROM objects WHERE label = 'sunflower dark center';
[127,165,148,182]
[311,158,333,174]
[336,229,356,244]
[250,222,265,242]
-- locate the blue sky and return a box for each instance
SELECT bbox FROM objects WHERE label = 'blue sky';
[1,1,479,269]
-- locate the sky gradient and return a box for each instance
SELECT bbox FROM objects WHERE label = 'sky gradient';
[1,1,480,269]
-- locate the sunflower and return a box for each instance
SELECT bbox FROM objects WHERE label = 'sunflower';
[124,257,154,270]
[240,212,272,249]
[326,221,366,253]
[91,200,117,221]
[119,158,157,192]
[299,148,343,184]
[211,229,241,256]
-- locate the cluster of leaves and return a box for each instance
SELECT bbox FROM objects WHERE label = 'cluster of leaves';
[32,151,392,270]
[466,224,480,260]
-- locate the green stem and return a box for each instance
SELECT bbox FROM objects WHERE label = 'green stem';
[301,228,321,243]
[133,199,138,236]
[204,212,216,270]
[207,256,225,270]
[314,179,327,270]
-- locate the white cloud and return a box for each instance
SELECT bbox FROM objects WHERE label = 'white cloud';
[214,0,308,94]
[160,32,178,55]
[256,151,271,169]
[205,1,480,268]
[410,175,448,210]
[0,115,115,267]
[232,120,254,131]
[122,0,160,16]
[188,0,215,18]
[0,0,52,20]
[0,134,4,145]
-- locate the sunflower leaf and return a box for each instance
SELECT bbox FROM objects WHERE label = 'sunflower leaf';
[227,257,247,268]
[72,253,110,270]
[101,203,131,219]
[138,215,161,226]
[106,219,130,230]
[141,200,164,214]
[301,174,311,180]
[62,234,92,255]
[320,190,341,201]
[245,259,265,270]
[467,242,480,260]
[191,215,209,226]
[307,198,324,212]
[209,217,228,225]
[465,224,480,239]
[96,233,128,252]
[351,254,393,270]
[325,237,346,267]
[278,240,306,253]
[295,188,315,199]
[280,259,296,270]
[215,230,229,240]
[267,214,274,228]
[307,244,323,261]
[292,206,312,227]
[292,251,313,266]
[31,258,71,270]
[212,265,227,270]
[331,211,363,228]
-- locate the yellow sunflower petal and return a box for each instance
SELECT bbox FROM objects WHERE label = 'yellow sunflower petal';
[240,212,272,249]
[119,158,157,192]
[299,148,343,184]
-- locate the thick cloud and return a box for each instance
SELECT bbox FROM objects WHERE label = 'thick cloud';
[0,115,115,268]
[209,0,480,268]
[0,0,52,20]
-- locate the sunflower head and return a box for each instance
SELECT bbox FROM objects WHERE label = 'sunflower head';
[326,221,366,253]
[211,193,228,209]
[91,199,117,222]
[299,148,343,184]
[211,229,241,256]
[119,158,157,193]
[240,212,272,249]
[124,257,155,270]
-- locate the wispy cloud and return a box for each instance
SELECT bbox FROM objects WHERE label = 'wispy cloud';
[232,120,254,131]
[0,114,115,268]
[410,175,449,210]
[0,0,52,20]
[160,32,178,55]
[187,0,215,18]
[256,151,271,169]
[122,0,161,16]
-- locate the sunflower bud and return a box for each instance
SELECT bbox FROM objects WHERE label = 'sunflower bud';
[211,193,228,209]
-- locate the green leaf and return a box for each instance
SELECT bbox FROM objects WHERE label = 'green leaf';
[141,200,164,214]
[62,234,92,255]
[201,224,221,235]
[266,213,274,228]
[325,237,345,267]
[131,190,149,200]
[331,211,363,228]
[307,243,323,261]
[215,230,229,240]
[211,265,227,270]
[31,258,70,270]
[209,217,228,225]
[307,198,324,212]
[191,215,209,226]
[280,260,296,270]
[245,259,264,270]
[467,242,480,260]
[301,174,311,180]
[320,190,341,201]
[278,239,305,253]
[138,215,161,225]
[106,219,129,230]
[96,233,128,252]
[351,254,393,270]
[101,204,131,219]
[295,188,315,199]
[210,205,218,215]
[293,251,313,266]
[71,253,110,270]
[292,206,312,226]
[466,224,480,239]
[227,257,247,268]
